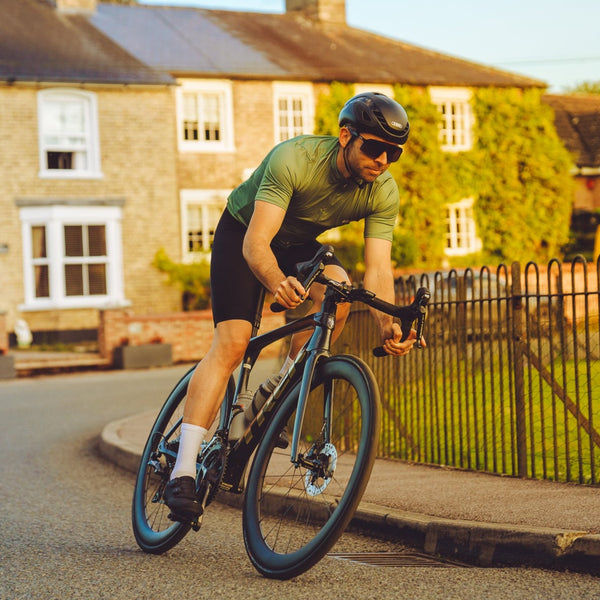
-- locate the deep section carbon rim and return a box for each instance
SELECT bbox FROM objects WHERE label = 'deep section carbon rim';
[242,355,380,579]
[131,369,194,553]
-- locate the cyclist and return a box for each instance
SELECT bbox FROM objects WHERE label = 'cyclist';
[164,92,421,519]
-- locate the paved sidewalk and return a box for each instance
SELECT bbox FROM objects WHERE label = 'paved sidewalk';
[98,360,600,576]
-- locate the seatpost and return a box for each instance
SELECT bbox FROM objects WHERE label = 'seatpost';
[251,287,267,337]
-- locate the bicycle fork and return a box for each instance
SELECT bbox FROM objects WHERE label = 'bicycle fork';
[289,292,338,465]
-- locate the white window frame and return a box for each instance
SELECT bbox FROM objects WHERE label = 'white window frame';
[37,89,102,179]
[445,198,482,257]
[429,87,474,152]
[19,205,126,310]
[180,189,229,262]
[176,79,234,153]
[272,82,314,143]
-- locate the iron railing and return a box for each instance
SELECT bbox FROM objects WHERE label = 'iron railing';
[335,256,600,484]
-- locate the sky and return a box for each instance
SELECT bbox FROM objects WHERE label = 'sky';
[139,0,600,92]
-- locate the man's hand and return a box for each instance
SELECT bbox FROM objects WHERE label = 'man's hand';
[381,322,426,356]
[273,276,306,310]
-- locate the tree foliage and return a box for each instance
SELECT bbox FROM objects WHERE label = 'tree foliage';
[566,81,600,95]
[314,83,575,269]
[471,88,574,262]
[390,85,574,266]
[314,81,354,136]
[390,86,455,267]
[153,248,211,310]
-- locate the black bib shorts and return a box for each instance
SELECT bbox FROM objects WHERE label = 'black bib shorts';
[210,208,343,325]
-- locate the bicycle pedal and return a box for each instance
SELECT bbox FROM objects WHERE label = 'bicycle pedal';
[168,511,203,529]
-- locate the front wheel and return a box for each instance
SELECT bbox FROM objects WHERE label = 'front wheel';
[242,355,381,579]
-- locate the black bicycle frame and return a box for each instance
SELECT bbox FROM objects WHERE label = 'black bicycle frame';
[218,286,340,493]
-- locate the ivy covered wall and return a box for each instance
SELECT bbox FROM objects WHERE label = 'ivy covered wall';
[315,83,575,268]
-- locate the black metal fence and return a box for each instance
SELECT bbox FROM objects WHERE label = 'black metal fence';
[335,256,600,484]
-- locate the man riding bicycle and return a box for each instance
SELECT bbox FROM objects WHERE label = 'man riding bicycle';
[164,91,421,519]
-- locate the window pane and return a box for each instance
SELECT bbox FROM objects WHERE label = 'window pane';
[184,120,199,140]
[64,225,83,257]
[32,226,47,259]
[187,201,225,252]
[203,94,221,141]
[47,152,73,170]
[183,94,198,120]
[63,100,84,133]
[183,93,199,140]
[34,265,49,298]
[65,264,84,296]
[88,225,106,256]
[187,205,203,252]
[88,264,107,295]
[44,100,83,134]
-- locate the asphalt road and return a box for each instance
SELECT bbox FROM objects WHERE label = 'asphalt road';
[1,366,599,600]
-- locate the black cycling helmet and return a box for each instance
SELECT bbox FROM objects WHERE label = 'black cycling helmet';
[339,92,410,145]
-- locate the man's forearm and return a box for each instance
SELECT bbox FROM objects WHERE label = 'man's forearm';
[242,238,284,295]
[363,268,395,331]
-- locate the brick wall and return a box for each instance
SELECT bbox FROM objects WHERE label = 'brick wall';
[99,308,286,363]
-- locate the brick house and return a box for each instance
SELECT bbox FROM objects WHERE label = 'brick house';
[0,0,543,346]
[543,94,600,259]
[0,0,182,345]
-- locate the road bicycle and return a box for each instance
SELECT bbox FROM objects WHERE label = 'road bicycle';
[131,245,429,579]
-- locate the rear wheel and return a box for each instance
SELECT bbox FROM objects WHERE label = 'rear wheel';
[132,368,233,554]
[242,355,381,579]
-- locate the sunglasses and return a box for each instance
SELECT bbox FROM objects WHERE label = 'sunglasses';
[349,130,403,163]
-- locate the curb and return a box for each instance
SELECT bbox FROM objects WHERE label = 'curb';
[350,503,600,574]
[99,415,600,576]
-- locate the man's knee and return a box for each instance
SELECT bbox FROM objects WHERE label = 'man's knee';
[336,301,351,326]
[210,320,252,368]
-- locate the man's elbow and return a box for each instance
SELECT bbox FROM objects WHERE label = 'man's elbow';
[242,235,253,264]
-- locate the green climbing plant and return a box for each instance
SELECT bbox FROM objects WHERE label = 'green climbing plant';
[153,248,211,311]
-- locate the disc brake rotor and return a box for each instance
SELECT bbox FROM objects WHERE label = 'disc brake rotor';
[304,442,337,496]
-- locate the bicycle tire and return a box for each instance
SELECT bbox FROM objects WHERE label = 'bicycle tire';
[242,354,381,579]
[131,368,233,554]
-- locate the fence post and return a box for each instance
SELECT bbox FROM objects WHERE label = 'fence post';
[511,262,528,477]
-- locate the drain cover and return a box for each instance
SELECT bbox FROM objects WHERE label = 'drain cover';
[328,551,468,568]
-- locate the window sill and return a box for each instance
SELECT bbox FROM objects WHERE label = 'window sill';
[440,145,473,154]
[38,170,104,180]
[178,143,235,154]
[18,298,131,312]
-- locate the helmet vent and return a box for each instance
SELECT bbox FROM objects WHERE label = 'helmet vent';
[371,107,388,129]
[361,110,373,123]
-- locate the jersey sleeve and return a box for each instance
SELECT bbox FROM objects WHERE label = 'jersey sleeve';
[364,176,400,241]
[254,141,299,210]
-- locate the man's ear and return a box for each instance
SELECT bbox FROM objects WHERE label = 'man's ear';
[338,126,352,149]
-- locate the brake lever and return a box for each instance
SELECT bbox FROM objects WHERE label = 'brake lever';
[373,287,430,357]
[270,246,333,313]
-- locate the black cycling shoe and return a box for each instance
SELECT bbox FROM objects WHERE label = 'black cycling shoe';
[163,476,203,520]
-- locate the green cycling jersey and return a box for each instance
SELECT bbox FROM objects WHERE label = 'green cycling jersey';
[227,135,399,248]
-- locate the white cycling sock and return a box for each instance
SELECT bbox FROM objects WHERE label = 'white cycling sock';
[170,423,208,480]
